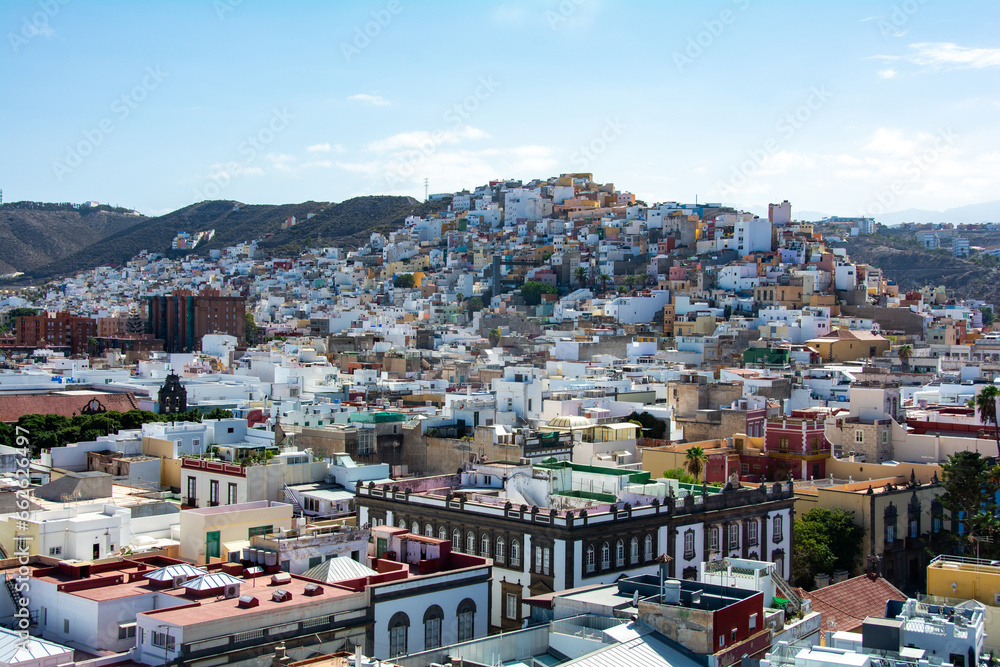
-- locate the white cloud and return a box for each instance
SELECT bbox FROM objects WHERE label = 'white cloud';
[307,143,330,152]
[878,68,898,79]
[876,42,1000,71]
[348,93,390,106]
[365,126,489,153]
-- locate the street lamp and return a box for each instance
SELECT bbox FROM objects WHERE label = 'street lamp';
[156,623,174,666]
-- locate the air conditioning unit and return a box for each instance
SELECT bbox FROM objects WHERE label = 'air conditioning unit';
[172,575,190,589]
[224,584,240,599]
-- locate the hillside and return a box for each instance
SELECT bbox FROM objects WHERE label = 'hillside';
[838,227,1000,303]
[23,196,450,281]
[0,204,147,275]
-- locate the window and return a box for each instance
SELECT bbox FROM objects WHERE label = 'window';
[186,476,196,501]
[729,524,740,550]
[152,630,175,651]
[227,483,237,505]
[600,542,610,569]
[357,428,376,455]
[412,521,420,535]
[505,593,519,620]
[495,537,505,564]
[910,519,919,539]
[719,635,725,648]
[439,527,448,541]
[709,526,719,552]
[749,521,758,546]
[510,539,521,567]
[309,556,322,569]
[749,613,757,630]
[467,531,476,553]
[388,612,409,657]
[644,534,654,560]
[886,522,896,544]
[209,480,219,506]
[457,599,476,642]
[118,623,136,640]
[616,539,625,567]
[773,515,783,541]
[779,437,789,452]
[543,547,550,575]
[423,606,443,650]
[481,535,490,558]
[630,537,639,564]
[586,545,596,573]
[855,430,864,443]
[48,546,62,557]
[425,524,434,537]
[453,529,462,551]
[248,525,272,538]
[684,532,694,559]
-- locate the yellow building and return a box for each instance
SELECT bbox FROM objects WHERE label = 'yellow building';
[927,555,1000,650]
[806,329,891,363]
[179,500,293,564]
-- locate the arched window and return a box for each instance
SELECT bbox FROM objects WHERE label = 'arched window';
[510,539,521,567]
[630,536,639,564]
[480,534,490,558]
[466,531,475,553]
[452,529,462,551]
[439,526,447,541]
[398,518,407,528]
[423,605,443,650]
[644,534,653,560]
[600,541,610,569]
[457,598,476,643]
[411,521,420,535]
[586,545,595,573]
[388,611,409,657]
[424,523,434,537]
[495,536,505,564]
[616,539,625,567]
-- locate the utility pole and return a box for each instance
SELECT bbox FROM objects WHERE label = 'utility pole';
[424,178,429,202]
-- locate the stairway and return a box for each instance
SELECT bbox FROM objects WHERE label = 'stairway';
[282,484,305,517]
[4,574,27,626]
[771,568,802,615]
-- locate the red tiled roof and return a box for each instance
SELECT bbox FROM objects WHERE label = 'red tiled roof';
[802,574,906,636]
[0,392,138,423]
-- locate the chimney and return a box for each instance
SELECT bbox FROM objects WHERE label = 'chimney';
[814,573,831,589]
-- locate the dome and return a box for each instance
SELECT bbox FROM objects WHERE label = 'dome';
[547,415,594,429]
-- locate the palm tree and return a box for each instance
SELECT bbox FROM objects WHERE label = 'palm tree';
[574,266,588,290]
[897,344,912,372]
[623,275,638,292]
[684,446,707,481]
[488,328,501,347]
[968,384,1000,457]
[598,273,611,295]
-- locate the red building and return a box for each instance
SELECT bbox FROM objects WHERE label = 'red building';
[148,288,246,352]
[15,311,97,355]
[764,410,830,480]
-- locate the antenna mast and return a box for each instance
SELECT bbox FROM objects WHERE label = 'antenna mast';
[424,178,429,202]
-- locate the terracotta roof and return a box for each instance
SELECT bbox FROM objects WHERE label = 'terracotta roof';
[0,392,138,423]
[802,574,906,636]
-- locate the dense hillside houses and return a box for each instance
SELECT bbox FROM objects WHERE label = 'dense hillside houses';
[2,174,1000,665]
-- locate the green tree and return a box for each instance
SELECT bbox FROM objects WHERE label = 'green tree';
[8,307,38,318]
[465,296,484,316]
[938,450,1000,556]
[245,313,258,345]
[488,328,501,347]
[204,408,234,420]
[662,468,698,485]
[982,306,995,327]
[968,385,1000,457]
[521,280,558,306]
[684,446,707,481]
[627,411,666,440]
[792,508,865,588]
[598,273,611,295]
[896,344,912,373]
[393,273,415,289]
[574,266,588,289]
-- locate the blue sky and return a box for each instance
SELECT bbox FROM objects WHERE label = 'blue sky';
[1,0,998,218]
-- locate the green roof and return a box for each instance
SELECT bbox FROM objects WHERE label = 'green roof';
[348,411,407,424]
[535,460,651,485]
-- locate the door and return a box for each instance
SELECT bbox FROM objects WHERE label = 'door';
[206,531,221,562]
[376,537,387,558]
[93,543,100,560]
